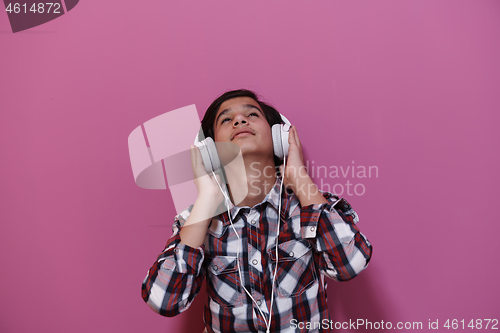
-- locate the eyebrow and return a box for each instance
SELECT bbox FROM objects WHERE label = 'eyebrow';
[215,104,263,125]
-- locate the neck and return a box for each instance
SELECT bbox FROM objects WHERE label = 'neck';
[224,154,277,208]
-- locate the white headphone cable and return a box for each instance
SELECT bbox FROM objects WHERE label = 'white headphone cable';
[206,141,286,332]
[211,170,271,329]
[266,152,286,333]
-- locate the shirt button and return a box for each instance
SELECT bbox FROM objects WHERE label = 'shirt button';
[289,251,294,257]
[310,226,316,232]
[256,300,262,306]
[174,248,179,253]
[251,220,257,225]
[213,265,218,271]
[252,259,258,265]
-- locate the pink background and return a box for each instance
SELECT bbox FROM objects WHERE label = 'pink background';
[1,0,499,332]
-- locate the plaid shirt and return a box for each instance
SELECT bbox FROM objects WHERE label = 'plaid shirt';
[142,179,372,332]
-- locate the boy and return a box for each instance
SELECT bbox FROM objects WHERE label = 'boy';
[142,89,372,332]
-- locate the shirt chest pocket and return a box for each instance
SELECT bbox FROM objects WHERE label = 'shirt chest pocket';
[207,255,245,308]
[267,239,317,298]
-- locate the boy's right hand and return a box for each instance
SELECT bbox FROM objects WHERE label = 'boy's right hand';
[179,147,224,245]
[190,145,224,205]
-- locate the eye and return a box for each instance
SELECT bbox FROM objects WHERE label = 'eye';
[221,117,231,124]
[248,112,258,117]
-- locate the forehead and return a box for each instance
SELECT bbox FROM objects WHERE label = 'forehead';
[216,97,262,117]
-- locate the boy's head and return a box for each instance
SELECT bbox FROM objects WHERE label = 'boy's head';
[201,89,283,140]
[201,89,284,166]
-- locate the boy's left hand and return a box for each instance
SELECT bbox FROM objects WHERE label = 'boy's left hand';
[279,126,328,205]
[279,126,309,193]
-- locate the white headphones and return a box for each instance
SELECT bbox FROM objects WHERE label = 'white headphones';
[194,113,291,333]
[193,114,292,174]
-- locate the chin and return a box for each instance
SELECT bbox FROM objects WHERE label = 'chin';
[240,144,273,159]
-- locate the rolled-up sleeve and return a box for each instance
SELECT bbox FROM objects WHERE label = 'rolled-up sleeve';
[141,210,206,317]
[300,194,372,281]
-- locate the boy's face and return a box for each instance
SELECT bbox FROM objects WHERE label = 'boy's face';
[213,97,274,159]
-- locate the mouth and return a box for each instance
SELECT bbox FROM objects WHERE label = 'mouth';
[231,129,254,140]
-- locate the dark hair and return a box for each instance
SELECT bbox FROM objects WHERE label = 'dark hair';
[200,89,284,166]
[200,89,283,141]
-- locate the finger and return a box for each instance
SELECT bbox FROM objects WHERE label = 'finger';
[293,126,302,149]
[190,145,201,179]
[288,126,297,146]
[191,145,207,178]
[190,145,197,168]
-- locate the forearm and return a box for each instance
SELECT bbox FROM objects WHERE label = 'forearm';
[301,195,372,281]
[179,195,219,248]
[294,175,328,206]
[142,242,205,316]
[315,209,372,280]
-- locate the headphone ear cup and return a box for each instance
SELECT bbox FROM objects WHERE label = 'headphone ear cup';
[195,139,214,174]
[204,137,221,172]
[280,124,290,159]
[272,124,284,160]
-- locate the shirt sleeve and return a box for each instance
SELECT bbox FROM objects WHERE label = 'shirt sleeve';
[141,208,206,317]
[300,193,373,281]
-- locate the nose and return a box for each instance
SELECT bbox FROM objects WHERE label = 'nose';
[233,113,248,127]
